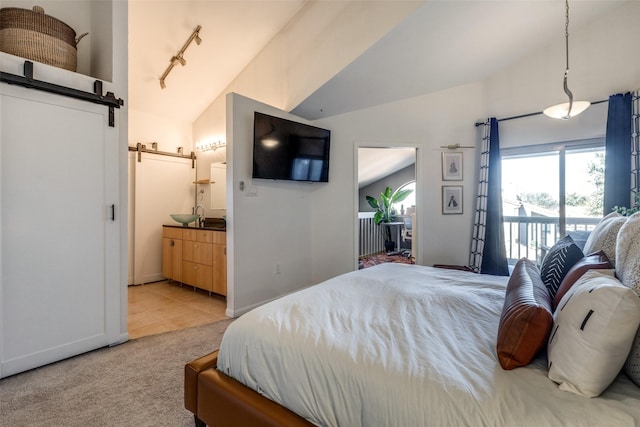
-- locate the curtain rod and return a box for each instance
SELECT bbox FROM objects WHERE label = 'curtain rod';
[474,98,608,127]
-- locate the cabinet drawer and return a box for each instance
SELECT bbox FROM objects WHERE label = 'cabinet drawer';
[163,227,183,239]
[182,229,197,241]
[183,240,213,265]
[196,230,213,243]
[182,261,213,291]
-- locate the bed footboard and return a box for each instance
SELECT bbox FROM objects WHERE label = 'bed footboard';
[185,350,313,427]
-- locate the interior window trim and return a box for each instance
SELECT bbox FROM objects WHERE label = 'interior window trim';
[501,137,604,159]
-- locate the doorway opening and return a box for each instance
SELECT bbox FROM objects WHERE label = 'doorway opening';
[356,146,419,269]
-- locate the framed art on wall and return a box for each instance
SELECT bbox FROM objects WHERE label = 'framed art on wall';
[442,152,463,181]
[442,185,463,214]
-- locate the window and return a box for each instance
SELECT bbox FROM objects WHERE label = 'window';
[501,139,604,263]
[391,181,416,215]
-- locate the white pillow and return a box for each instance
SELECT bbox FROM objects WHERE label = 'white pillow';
[583,212,626,266]
[547,270,640,397]
[616,211,640,295]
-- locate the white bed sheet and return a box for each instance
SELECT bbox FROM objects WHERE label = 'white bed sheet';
[217,263,640,426]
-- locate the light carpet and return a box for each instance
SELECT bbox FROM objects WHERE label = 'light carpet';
[0,318,233,427]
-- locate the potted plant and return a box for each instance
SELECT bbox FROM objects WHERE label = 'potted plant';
[612,193,640,216]
[366,186,413,252]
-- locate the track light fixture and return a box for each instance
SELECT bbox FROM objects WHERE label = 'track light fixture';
[159,25,202,89]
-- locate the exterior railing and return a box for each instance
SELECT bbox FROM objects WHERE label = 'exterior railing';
[503,216,601,264]
[358,212,385,257]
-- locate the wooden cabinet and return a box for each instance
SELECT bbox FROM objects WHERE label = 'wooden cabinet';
[211,236,227,296]
[162,227,183,282]
[162,226,226,296]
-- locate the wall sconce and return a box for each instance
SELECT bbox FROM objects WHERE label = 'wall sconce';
[196,139,226,152]
[159,25,202,89]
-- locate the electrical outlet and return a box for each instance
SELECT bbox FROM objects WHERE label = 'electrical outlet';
[275,263,281,274]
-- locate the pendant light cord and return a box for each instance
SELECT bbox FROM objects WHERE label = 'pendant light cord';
[562,0,574,119]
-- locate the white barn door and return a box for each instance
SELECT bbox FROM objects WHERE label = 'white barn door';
[132,153,194,285]
[0,84,121,378]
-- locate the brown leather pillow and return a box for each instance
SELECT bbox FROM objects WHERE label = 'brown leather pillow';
[552,250,612,311]
[496,258,553,370]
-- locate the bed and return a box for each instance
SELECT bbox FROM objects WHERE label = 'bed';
[185,212,640,426]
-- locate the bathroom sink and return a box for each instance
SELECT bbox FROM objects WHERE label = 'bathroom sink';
[170,214,200,226]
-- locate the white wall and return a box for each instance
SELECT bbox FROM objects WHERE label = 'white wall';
[226,93,320,316]
[313,82,485,276]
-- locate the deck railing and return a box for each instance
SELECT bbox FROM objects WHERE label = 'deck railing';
[503,216,601,264]
[358,212,385,257]
[359,213,601,263]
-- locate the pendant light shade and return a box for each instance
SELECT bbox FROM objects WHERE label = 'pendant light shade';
[543,100,591,119]
[543,0,590,120]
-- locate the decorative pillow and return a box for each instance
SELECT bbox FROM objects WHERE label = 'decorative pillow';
[625,326,640,387]
[496,258,553,370]
[547,270,640,397]
[540,235,584,300]
[615,211,640,295]
[583,212,626,267]
[552,250,612,311]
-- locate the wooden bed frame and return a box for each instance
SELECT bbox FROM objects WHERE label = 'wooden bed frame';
[185,350,313,427]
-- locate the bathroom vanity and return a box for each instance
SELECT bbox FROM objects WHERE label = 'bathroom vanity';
[162,225,227,296]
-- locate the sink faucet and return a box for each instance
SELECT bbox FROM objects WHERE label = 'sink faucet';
[194,205,205,228]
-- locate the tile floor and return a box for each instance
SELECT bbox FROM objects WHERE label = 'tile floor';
[128,280,228,339]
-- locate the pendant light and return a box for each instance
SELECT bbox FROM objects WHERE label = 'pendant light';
[543,0,590,119]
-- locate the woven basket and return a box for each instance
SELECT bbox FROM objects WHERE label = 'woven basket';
[0,6,87,72]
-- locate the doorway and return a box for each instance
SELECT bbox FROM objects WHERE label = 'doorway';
[356,146,419,268]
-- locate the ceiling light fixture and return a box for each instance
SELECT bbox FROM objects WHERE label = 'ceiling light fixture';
[159,25,202,89]
[543,0,590,120]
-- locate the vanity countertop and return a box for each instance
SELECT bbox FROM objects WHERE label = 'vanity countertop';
[163,224,226,232]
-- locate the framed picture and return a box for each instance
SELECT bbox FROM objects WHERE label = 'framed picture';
[442,185,463,214]
[442,152,463,181]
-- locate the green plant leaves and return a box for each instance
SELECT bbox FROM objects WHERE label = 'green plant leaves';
[366,186,414,225]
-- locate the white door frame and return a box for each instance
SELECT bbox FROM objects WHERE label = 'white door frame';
[353,142,422,270]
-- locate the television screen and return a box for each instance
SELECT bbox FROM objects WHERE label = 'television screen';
[252,111,331,182]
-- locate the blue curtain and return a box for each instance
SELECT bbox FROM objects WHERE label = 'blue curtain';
[480,119,509,276]
[604,92,632,213]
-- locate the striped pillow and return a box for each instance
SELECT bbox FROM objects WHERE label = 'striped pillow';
[540,235,584,299]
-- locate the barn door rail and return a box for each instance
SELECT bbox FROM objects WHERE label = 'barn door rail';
[0,60,124,127]
[129,142,196,168]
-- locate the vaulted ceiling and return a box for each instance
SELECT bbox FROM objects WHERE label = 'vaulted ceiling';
[128,0,628,184]
[129,0,623,124]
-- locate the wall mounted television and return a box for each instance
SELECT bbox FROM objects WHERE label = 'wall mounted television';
[252,111,331,182]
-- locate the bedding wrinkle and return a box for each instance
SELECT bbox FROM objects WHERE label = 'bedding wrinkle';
[217,264,640,426]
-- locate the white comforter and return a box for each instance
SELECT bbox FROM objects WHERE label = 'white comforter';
[217,263,640,426]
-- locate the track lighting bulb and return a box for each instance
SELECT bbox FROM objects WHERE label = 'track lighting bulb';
[195,34,202,45]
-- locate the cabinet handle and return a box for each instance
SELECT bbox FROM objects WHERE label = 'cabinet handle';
[194,265,199,270]
[170,239,175,247]
[110,204,115,221]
